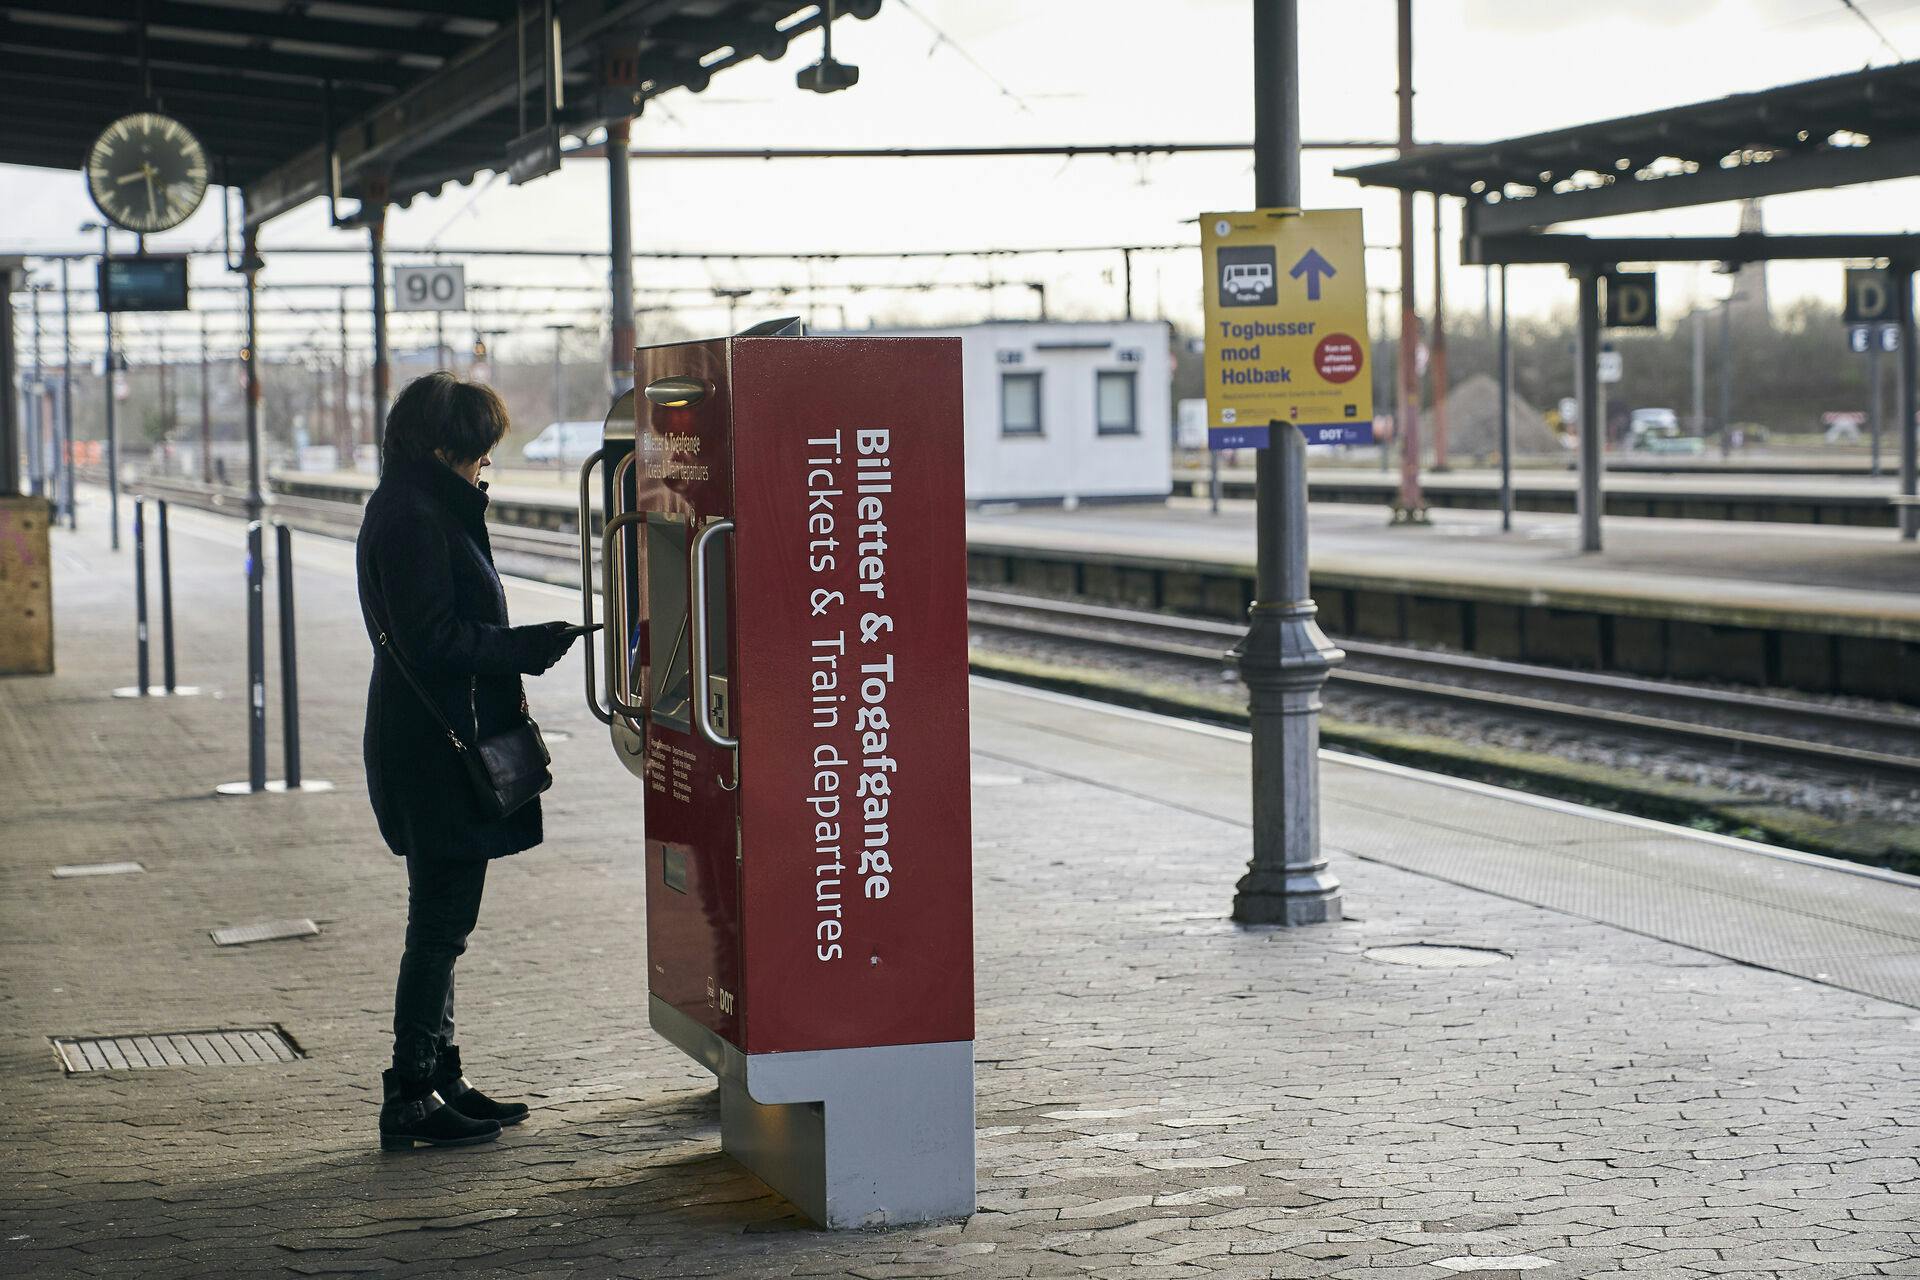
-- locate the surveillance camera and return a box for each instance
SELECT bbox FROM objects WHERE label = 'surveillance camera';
[796,56,859,93]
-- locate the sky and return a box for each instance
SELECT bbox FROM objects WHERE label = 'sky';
[10,0,1920,364]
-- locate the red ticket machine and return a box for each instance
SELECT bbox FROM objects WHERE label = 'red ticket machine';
[576,327,974,1227]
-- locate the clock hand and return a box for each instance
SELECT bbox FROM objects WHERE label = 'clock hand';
[143,164,157,213]
[115,170,148,185]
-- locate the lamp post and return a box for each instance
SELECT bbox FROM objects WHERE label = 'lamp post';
[1231,0,1343,926]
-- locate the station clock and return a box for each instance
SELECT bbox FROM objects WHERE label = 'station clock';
[85,112,210,234]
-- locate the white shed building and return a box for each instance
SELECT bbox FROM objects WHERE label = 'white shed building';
[855,320,1173,505]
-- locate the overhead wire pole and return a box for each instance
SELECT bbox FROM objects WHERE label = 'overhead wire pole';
[199,311,212,483]
[1230,0,1343,928]
[1392,0,1425,521]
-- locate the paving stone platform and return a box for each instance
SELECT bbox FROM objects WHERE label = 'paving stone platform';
[2,495,1917,1279]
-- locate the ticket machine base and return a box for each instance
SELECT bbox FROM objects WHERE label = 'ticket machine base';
[651,998,976,1228]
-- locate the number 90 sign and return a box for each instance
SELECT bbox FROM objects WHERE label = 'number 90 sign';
[392,265,466,313]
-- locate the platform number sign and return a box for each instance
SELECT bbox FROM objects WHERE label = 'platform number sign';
[1603,273,1657,329]
[393,265,466,313]
[1844,269,1895,324]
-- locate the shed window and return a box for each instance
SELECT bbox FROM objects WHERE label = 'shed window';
[1001,372,1042,437]
[1096,370,1137,436]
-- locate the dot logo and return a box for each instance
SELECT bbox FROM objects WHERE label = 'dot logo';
[1214,219,1232,238]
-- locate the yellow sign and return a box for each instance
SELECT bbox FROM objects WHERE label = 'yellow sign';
[1201,208,1373,448]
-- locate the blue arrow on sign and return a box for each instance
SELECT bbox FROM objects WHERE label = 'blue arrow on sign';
[1290,248,1336,301]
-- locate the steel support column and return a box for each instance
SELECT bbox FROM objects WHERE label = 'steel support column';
[59,257,74,526]
[1429,192,1449,471]
[1575,267,1603,553]
[1897,259,1918,539]
[0,261,16,497]
[243,224,268,791]
[607,116,636,399]
[1231,0,1343,928]
[28,282,44,497]
[1497,263,1511,532]
[369,200,390,470]
[102,228,119,548]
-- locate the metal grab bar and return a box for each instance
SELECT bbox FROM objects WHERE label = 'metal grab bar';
[601,511,650,723]
[576,448,612,725]
[690,518,738,751]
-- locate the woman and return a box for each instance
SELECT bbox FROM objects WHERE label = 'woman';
[356,372,581,1151]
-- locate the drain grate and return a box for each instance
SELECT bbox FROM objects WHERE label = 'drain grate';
[51,862,144,878]
[54,1027,303,1072]
[1364,943,1511,969]
[210,918,320,947]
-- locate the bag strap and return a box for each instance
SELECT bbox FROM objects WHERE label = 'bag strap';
[365,578,474,756]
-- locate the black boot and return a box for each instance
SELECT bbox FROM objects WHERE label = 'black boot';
[379,1067,502,1151]
[433,1044,529,1127]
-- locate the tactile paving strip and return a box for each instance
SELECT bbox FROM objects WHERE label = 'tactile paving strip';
[53,1028,302,1072]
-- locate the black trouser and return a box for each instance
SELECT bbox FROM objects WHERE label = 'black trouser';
[392,854,488,1080]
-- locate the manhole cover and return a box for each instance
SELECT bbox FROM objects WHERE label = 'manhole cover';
[210,918,320,947]
[51,862,144,878]
[1363,943,1510,968]
[53,1027,303,1072]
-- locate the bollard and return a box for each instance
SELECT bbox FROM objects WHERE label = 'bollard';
[1209,451,1222,516]
[158,500,176,692]
[133,498,148,693]
[275,521,301,789]
[221,522,331,795]
[112,498,151,698]
[114,498,202,699]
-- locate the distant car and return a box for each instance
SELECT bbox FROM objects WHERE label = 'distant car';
[521,421,603,465]
[1624,407,1704,455]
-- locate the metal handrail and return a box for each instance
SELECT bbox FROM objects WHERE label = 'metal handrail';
[690,518,738,751]
[601,511,650,723]
[575,448,612,725]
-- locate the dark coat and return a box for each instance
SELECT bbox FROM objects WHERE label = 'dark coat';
[356,459,556,862]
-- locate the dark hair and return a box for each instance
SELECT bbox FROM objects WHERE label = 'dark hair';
[382,371,510,470]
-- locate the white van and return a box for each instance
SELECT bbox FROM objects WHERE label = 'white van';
[521,421,603,465]
[1222,261,1273,302]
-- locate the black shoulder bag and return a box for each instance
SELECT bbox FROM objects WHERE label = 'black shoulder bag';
[369,593,552,821]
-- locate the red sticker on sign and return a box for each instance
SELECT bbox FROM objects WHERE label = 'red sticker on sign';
[1314,333,1363,384]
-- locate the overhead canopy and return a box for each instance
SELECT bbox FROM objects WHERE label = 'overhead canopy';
[0,0,879,228]
[1339,60,1920,237]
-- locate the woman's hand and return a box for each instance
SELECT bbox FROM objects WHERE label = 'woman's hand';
[527,621,584,675]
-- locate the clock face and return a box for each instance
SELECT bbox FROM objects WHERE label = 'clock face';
[86,112,209,234]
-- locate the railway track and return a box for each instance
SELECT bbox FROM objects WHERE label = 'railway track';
[126,473,1920,788]
[966,589,1920,788]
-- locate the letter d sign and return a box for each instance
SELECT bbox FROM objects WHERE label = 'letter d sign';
[1604,273,1657,329]
[1845,268,1893,324]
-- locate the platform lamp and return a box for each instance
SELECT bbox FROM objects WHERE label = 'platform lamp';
[80,220,122,550]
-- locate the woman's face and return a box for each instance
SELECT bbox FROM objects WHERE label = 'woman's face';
[441,451,491,485]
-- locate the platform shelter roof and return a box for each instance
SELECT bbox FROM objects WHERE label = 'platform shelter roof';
[0,0,875,228]
[1339,60,1920,237]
